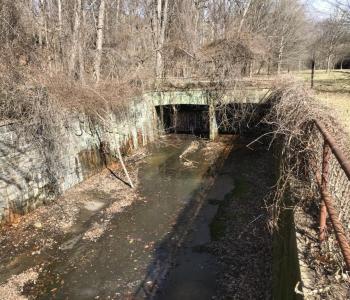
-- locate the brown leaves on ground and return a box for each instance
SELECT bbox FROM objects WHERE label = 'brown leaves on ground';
[0,268,38,300]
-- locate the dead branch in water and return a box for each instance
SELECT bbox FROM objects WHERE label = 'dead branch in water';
[115,145,135,189]
[179,141,200,159]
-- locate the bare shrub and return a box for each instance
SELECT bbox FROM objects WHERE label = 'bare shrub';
[252,78,350,286]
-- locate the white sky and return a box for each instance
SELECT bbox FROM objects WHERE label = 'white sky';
[303,0,334,18]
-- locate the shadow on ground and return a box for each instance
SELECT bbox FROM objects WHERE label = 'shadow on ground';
[133,137,276,300]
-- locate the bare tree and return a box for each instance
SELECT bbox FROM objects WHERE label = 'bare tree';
[150,0,169,79]
[94,0,106,84]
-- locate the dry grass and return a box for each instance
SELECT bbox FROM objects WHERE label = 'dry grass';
[293,70,350,140]
[295,69,350,93]
[316,92,350,137]
[260,78,349,224]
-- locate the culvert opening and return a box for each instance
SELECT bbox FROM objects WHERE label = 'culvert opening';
[156,104,209,137]
[156,103,269,139]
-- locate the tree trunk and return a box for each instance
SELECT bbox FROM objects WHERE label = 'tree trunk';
[257,61,264,75]
[249,60,254,78]
[79,0,87,84]
[57,0,63,69]
[38,0,45,47]
[94,0,106,84]
[277,36,284,75]
[116,0,120,29]
[155,0,168,79]
[311,59,315,89]
[78,42,85,84]
[326,54,332,74]
[237,0,252,35]
[69,0,82,78]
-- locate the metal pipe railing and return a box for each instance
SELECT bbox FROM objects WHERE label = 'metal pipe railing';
[315,121,350,180]
[314,120,350,270]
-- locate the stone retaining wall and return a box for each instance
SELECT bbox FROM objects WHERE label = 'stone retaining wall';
[0,90,264,223]
[0,99,157,223]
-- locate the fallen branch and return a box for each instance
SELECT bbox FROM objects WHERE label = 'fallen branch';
[179,141,200,159]
[294,281,331,297]
[115,146,135,189]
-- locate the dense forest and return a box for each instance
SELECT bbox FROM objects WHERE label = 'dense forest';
[0,0,349,89]
[0,0,349,145]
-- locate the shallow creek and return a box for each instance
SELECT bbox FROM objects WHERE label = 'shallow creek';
[14,135,235,299]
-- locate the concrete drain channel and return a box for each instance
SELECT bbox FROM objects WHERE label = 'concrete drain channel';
[0,133,278,299]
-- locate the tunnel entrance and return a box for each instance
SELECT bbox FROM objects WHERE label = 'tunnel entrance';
[156,103,267,139]
[156,105,209,137]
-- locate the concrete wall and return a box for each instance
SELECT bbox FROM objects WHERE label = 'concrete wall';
[145,89,269,106]
[0,121,50,221]
[0,99,157,223]
[0,89,266,222]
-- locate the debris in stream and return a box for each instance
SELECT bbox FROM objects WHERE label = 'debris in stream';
[0,149,143,284]
[178,139,229,168]
[207,143,274,300]
[0,268,38,300]
[83,191,138,242]
[178,140,201,168]
[0,136,240,299]
[179,141,200,159]
[115,145,135,189]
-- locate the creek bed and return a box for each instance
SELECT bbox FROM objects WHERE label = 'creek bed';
[1,134,275,299]
[20,135,231,299]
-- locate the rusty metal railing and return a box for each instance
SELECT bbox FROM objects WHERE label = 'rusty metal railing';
[314,120,350,270]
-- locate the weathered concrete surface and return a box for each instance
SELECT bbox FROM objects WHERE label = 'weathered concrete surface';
[145,89,269,106]
[0,100,156,222]
[0,88,268,222]
[0,121,50,221]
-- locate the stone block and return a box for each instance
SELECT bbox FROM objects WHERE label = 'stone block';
[0,105,157,221]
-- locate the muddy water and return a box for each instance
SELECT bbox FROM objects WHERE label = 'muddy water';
[24,135,234,299]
